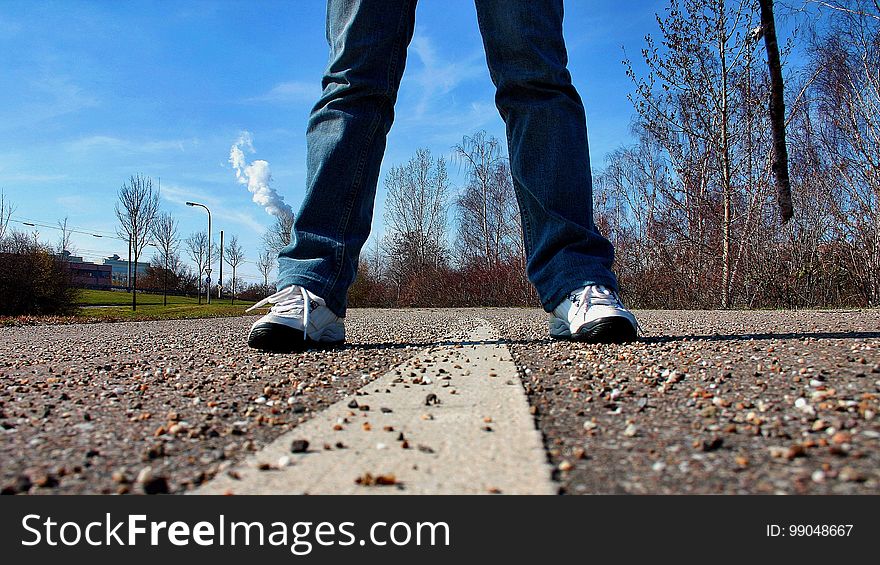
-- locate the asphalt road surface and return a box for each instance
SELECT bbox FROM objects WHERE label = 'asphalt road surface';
[1,308,878,495]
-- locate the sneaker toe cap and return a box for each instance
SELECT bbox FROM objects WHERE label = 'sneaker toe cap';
[247,322,306,352]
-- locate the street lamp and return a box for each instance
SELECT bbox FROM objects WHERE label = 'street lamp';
[89,233,129,289]
[185,201,212,304]
[18,223,40,246]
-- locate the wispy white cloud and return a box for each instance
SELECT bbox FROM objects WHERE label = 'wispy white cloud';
[408,32,486,118]
[65,135,198,155]
[1,172,69,183]
[161,183,267,235]
[55,194,92,213]
[0,75,99,131]
[248,81,319,104]
[398,99,501,146]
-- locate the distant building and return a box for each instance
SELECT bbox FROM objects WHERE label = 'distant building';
[102,254,150,287]
[64,260,112,290]
[58,251,85,263]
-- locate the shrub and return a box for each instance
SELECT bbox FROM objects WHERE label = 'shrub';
[0,232,79,316]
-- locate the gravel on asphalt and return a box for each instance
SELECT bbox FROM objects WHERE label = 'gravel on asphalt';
[0,310,480,494]
[2,308,878,495]
[483,309,880,494]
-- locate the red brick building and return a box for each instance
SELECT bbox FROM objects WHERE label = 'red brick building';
[60,253,112,290]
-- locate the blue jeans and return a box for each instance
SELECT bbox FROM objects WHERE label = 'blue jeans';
[277,0,618,316]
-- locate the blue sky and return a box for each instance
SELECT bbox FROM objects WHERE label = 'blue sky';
[1,0,675,282]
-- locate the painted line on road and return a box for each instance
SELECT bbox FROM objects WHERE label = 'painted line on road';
[195,319,555,495]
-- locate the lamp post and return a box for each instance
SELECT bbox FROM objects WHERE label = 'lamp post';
[90,233,126,290]
[127,234,132,293]
[21,222,38,246]
[185,201,212,304]
[218,230,224,300]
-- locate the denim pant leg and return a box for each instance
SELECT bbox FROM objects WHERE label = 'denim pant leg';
[277,0,418,317]
[474,0,619,312]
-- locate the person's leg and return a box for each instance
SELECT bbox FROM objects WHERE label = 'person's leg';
[473,0,618,313]
[276,0,418,318]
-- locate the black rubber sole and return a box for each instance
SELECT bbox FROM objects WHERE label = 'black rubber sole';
[247,322,344,353]
[552,317,637,344]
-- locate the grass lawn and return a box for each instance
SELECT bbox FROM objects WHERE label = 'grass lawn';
[76,289,253,307]
[69,289,258,322]
[75,303,257,322]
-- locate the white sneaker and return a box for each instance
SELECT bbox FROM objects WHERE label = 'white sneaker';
[246,285,345,352]
[549,285,638,343]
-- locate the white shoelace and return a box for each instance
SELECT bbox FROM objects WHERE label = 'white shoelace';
[580,285,622,309]
[246,285,313,341]
[577,285,641,335]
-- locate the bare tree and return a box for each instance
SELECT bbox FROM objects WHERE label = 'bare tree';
[625,0,775,307]
[363,234,384,282]
[383,148,449,279]
[809,0,880,303]
[56,216,74,257]
[115,174,160,311]
[150,211,179,306]
[0,189,15,242]
[453,131,522,269]
[802,0,880,20]
[185,231,210,304]
[223,235,245,304]
[256,249,274,288]
[263,209,295,255]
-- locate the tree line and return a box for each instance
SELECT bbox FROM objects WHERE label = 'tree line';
[0,175,262,314]
[113,174,258,309]
[594,0,880,308]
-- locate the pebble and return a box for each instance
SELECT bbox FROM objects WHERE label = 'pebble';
[142,476,169,495]
[290,439,310,453]
[838,467,864,482]
[794,398,815,416]
[831,432,852,445]
[355,473,397,486]
[1,475,32,494]
[623,424,638,437]
[136,466,153,484]
[785,444,806,460]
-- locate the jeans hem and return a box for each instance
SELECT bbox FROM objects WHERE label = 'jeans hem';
[275,274,347,318]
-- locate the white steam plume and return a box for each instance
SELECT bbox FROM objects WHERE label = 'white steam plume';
[228,131,293,217]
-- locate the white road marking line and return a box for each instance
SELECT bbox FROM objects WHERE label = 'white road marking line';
[195,319,555,495]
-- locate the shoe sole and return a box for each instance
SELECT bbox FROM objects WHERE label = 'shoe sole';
[248,322,345,353]
[550,317,637,344]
